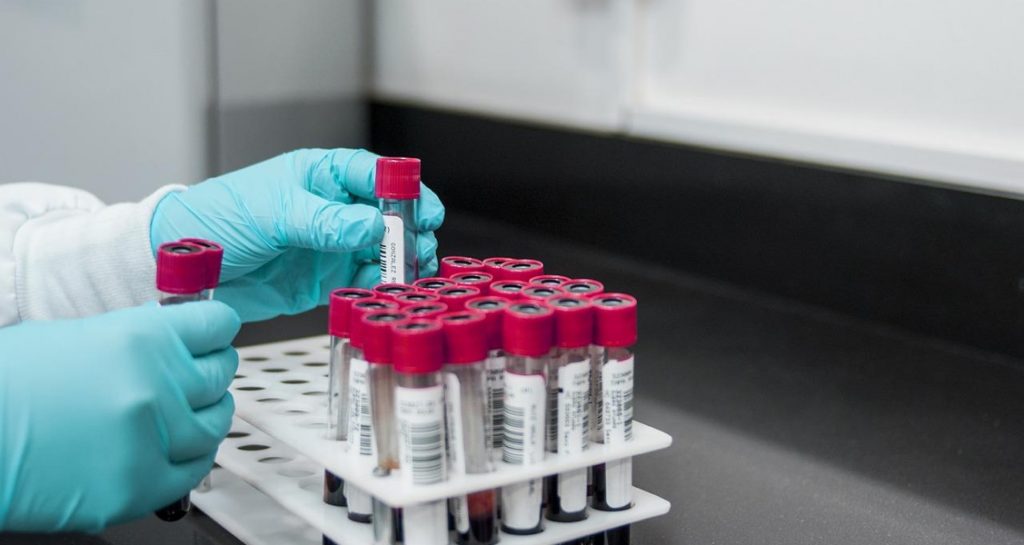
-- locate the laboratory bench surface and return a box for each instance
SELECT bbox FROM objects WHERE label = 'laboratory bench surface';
[5,213,1022,545]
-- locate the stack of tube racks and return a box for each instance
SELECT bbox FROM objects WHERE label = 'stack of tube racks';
[191,257,673,545]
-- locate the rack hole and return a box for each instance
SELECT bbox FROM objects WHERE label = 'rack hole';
[283,350,309,356]
[302,391,327,396]
[233,374,246,379]
[281,379,308,385]
[226,431,249,439]
[257,456,291,464]
[243,356,268,362]
[237,444,270,451]
[262,368,288,373]
[303,361,327,367]
[256,397,284,403]
[236,386,264,391]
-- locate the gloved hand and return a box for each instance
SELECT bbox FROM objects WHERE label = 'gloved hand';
[0,301,240,532]
[150,148,445,322]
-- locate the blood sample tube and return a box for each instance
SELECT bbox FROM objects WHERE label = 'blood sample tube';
[529,274,571,288]
[393,291,441,307]
[439,256,485,277]
[178,238,223,299]
[590,294,637,514]
[377,157,420,284]
[465,296,509,462]
[436,285,481,311]
[346,298,400,523]
[451,271,494,294]
[154,241,209,521]
[521,285,567,303]
[499,259,544,282]
[324,288,374,507]
[403,302,449,319]
[439,311,498,545]
[500,301,555,535]
[373,283,418,301]
[544,295,594,523]
[413,276,457,292]
[489,280,528,301]
[392,320,449,545]
[563,279,604,298]
[482,257,514,278]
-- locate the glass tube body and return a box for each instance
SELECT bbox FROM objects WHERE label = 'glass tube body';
[323,335,350,506]
[380,198,418,284]
[345,345,374,523]
[545,346,591,522]
[485,348,505,462]
[591,346,634,512]
[500,354,548,535]
[445,361,498,545]
[395,371,448,545]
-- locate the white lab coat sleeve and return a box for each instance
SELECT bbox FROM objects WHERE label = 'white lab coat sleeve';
[0,182,186,327]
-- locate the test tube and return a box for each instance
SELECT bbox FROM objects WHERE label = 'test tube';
[154,241,209,521]
[413,277,457,292]
[589,294,637,515]
[403,302,449,320]
[439,311,499,545]
[377,157,420,284]
[451,271,495,294]
[544,296,594,523]
[489,280,528,301]
[393,292,441,307]
[482,257,514,278]
[500,301,555,535]
[324,288,374,507]
[521,285,567,303]
[392,320,449,545]
[529,274,571,288]
[178,238,223,299]
[498,259,544,282]
[436,285,482,311]
[465,296,509,461]
[439,256,485,277]
[563,279,605,298]
[373,283,418,301]
[346,298,401,523]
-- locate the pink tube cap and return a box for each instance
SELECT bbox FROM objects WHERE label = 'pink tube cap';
[489,280,527,301]
[529,274,571,288]
[349,299,400,350]
[394,292,441,307]
[439,311,488,364]
[413,277,457,292]
[403,302,449,319]
[392,319,444,374]
[502,301,554,357]
[592,293,637,347]
[375,157,420,200]
[439,256,484,278]
[563,279,605,297]
[178,238,223,289]
[521,285,566,302]
[328,288,374,338]
[548,295,594,349]
[466,296,508,351]
[499,259,544,281]
[436,285,481,311]
[373,283,417,300]
[156,242,208,294]
[361,310,407,364]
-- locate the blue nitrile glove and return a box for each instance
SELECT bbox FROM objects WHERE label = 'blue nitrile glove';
[0,301,240,533]
[150,148,445,322]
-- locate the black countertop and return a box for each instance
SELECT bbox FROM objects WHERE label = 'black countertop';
[6,214,1022,544]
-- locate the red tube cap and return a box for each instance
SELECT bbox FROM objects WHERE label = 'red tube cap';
[373,283,417,300]
[361,310,407,364]
[499,259,544,281]
[529,274,570,288]
[179,238,223,289]
[563,279,605,297]
[392,319,444,374]
[483,257,515,277]
[157,242,208,294]
[328,288,374,337]
[489,280,527,301]
[349,299,400,349]
[394,292,441,307]
[404,302,449,319]
[548,295,594,349]
[413,277,457,292]
[502,301,554,357]
[592,293,637,347]
[466,296,508,351]
[439,311,488,364]
[436,286,481,311]
[375,157,420,200]
[521,285,566,302]
[439,256,484,278]
[451,272,494,294]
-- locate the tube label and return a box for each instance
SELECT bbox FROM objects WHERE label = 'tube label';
[444,373,471,533]
[380,215,405,284]
[486,355,506,453]
[590,346,603,441]
[501,371,546,531]
[396,384,446,486]
[602,356,634,509]
[347,357,375,458]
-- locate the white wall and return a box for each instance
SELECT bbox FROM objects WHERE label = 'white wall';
[0,0,213,203]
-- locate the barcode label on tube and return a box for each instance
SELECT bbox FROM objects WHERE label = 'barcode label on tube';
[380,215,405,284]
[397,385,446,485]
[486,356,505,451]
[558,360,591,455]
[347,358,375,457]
[602,357,634,445]
[502,372,546,466]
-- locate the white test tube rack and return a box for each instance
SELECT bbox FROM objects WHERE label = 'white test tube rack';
[193,335,673,545]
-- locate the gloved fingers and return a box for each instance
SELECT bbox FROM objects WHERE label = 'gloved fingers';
[417,183,446,232]
[417,231,439,277]
[159,450,218,508]
[165,393,235,463]
[420,254,439,278]
[275,190,384,253]
[160,301,241,356]
[302,148,379,202]
[182,348,239,410]
[349,262,382,289]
